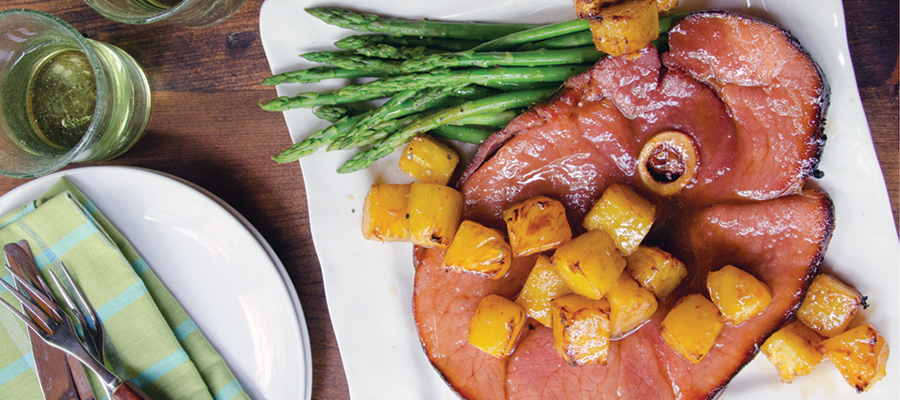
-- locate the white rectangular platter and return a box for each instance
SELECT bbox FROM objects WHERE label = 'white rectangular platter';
[259,0,899,398]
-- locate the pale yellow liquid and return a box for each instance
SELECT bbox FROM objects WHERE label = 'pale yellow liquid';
[2,44,96,155]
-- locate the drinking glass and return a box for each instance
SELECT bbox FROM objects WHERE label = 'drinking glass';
[83,0,246,28]
[0,9,151,179]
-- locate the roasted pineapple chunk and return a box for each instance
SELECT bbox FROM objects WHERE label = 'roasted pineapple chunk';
[468,294,527,358]
[660,294,724,364]
[796,274,863,337]
[552,229,626,300]
[582,183,656,256]
[575,0,660,56]
[655,0,678,13]
[444,220,512,279]
[625,245,687,298]
[503,195,572,256]
[399,135,460,185]
[515,255,571,327]
[408,183,463,248]
[607,271,658,339]
[761,321,825,383]
[816,324,890,393]
[551,294,611,366]
[362,183,411,242]
[707,265,772,326]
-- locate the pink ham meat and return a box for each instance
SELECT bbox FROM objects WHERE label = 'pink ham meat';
[413,11,833,400]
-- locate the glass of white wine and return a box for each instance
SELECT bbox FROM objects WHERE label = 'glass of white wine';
[83,0,246,28]
[0,9,151,178]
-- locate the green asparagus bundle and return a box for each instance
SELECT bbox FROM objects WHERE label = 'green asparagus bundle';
[260,65,589,111]
[337,88,557,173]
[262,7,685,173]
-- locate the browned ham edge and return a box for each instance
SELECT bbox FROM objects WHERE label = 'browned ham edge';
[414,10,833,400]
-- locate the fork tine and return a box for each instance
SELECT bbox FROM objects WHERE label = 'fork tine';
[57,263,99,329]
[0,278,53,335]
[47,269,93,342]
[5,267,63,323]
[54,262,103,360]
[0,295,45,335]
[47,270,84,319]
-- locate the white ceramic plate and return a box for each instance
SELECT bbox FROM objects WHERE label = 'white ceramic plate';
[259,1,899,399]
[0,166,312,400]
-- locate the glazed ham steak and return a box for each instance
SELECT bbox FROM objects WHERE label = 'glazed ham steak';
[413,11,833,400]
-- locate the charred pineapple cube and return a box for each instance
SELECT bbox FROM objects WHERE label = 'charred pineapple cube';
[552,229,626,300]
[574,0,660,56]
[468,294,527,358]
[607,271,658,339]
[444,220,512,279]
[515,255,571,327]
[399,135,460,185]
[707,265,773,326]
[625,245,687,298]
[551,294,611,366]
[761,321,825,383]
[660,294,724,364]
[408,183,463,249]
[362,183,411,242]
[583,184,656,256]
[796,274,863,337]
[816,324,890,393]
[503,195,572,256]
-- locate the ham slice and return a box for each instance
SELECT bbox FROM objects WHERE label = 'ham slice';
[413,11,833,400]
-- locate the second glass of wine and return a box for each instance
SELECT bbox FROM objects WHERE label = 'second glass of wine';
[83,0,246,28]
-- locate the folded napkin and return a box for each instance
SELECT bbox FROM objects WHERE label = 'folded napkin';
[0,178,250,400]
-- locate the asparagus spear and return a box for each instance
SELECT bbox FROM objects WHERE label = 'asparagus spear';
[272,115,364,163]
[342,113,431,151]
[331,85,463,150]
[275,104,439,162]
[450,109,521,127]
[312,105,364,122]
[262,67,389,85]
[306,7,540,40]
[430,124,494,144]
[301,51,402,73]
[335,34,480,52]
[353,44,439,59]
[400,46,602,73]
[528,30,594,49]
[337,88,556,173]
[477,11,688,52]
[471,19,590,52]
[336,87,481,149]
[260,65,590,111]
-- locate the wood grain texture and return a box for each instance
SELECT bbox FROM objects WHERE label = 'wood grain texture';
[845,0,899,232]
[0,1,895,400]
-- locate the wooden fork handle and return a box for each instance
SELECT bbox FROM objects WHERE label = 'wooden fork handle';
[112,380,152,400]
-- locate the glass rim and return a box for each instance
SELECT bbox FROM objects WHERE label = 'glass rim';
[82,0,213,25]
[0,9,111,178]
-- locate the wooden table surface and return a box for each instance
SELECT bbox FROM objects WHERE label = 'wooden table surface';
[0,1,896,399]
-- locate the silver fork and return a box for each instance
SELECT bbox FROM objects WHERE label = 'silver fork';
[0,266,151,400]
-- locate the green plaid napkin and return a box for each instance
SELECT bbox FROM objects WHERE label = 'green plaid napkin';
[0,177,251,400]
